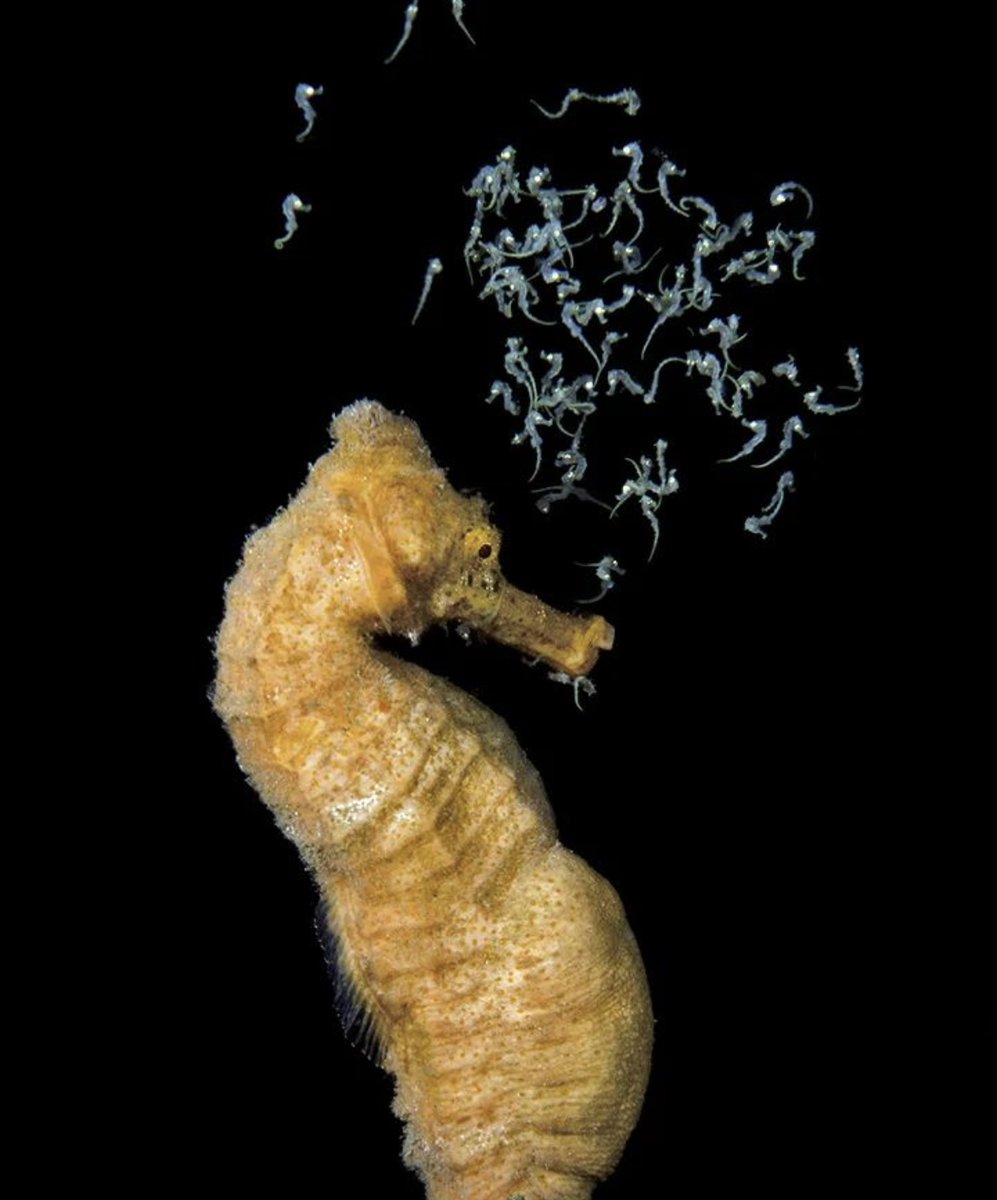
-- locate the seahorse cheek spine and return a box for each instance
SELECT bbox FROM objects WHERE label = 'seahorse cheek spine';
[213,402,653,1200]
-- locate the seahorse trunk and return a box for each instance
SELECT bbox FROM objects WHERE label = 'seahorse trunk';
[213,402,653,1199]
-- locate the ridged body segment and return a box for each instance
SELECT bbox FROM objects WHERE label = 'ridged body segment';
[214,403,652,1199]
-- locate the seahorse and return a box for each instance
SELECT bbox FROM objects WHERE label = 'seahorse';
[213,400,653,1200]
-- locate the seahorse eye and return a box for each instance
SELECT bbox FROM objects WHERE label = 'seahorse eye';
[462,525,500,564]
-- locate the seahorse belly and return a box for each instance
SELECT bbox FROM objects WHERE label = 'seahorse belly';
[315,667,652,1200]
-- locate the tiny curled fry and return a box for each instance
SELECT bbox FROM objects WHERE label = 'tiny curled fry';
[213,400,652,1200]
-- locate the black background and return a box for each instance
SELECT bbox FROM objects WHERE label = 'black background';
[149,3,987,1196]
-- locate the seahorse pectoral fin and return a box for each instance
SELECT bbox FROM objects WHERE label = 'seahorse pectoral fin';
[474,582,614,677]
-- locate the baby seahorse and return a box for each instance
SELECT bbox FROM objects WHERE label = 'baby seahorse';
[213,400,652,1200]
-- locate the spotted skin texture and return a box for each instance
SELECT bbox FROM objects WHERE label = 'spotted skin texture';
[213,401,652,1199]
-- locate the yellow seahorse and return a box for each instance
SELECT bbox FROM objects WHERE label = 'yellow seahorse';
[213,400,652,1200]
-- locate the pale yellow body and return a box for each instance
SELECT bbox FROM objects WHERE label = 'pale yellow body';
[214,402,652,1199]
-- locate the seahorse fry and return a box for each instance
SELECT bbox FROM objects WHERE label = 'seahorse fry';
[213,400,653,1200]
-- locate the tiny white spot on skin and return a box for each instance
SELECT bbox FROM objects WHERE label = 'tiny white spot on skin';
[325,791,386,831]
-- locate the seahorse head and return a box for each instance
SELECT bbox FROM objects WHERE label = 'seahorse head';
[317,400,612,676]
